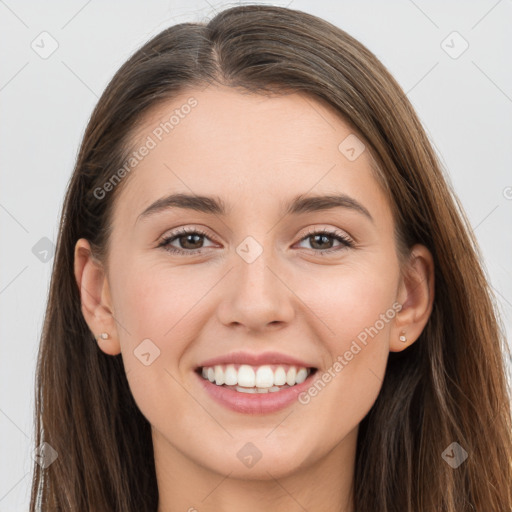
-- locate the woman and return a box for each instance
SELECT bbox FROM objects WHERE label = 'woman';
[30,4,512,511]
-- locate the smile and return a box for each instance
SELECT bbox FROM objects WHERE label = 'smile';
[195,359,319,414]
[198,364,313,393]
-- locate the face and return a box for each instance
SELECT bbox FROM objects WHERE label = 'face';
[98,85,406,479]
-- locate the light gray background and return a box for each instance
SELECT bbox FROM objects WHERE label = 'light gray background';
[1,0,511,509]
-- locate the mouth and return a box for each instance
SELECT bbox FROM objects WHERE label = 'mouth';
[195,364,318,393]
[194,362,319,414]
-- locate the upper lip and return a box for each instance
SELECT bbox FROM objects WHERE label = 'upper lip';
[197,351,317,369]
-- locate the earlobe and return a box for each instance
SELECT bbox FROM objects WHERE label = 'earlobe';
[74,238,121,356]
[390,244,435,352]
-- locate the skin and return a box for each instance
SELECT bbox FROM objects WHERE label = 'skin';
[74,85,434,512]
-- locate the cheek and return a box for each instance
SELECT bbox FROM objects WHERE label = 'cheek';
[108,261,208,431]
[290,255,398,427]
[109,258,226,400]
[110,258,213,347]
[297,251,399,352]
[329,273,396,352]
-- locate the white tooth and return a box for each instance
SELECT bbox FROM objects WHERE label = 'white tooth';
[236,386,257,393]
[269,384,291,392]
[255,365,274,388]
[224,364,237,385]
[237,365,255,387]
[273,366,286,386]
[286,367,297,386]
[204,364,309,388]
[295,368,308,384]
[214,365,225,385]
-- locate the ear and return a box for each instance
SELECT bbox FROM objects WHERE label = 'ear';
[390,243,435,352]
[74,238,121,355]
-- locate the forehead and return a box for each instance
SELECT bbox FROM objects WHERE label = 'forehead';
[112,85,389,228]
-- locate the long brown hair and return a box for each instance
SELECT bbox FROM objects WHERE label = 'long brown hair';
[30,4,512,510]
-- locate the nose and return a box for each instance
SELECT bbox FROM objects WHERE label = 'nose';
[216,247,295,332]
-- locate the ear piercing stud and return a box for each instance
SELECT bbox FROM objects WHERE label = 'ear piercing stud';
[399,332,407,343]
[98,332,110,340]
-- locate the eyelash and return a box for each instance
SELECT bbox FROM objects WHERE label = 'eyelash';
[157,226,355,256]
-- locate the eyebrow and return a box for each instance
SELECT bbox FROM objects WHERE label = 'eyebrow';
[136,192,374,224]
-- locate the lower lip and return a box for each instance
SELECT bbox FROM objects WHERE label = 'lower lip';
[195,370,318,414]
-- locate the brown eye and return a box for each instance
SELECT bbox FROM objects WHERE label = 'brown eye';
[297,229,354,254]
[176,233,204,250]
[308,233,335,250]
[158,228,215,255]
